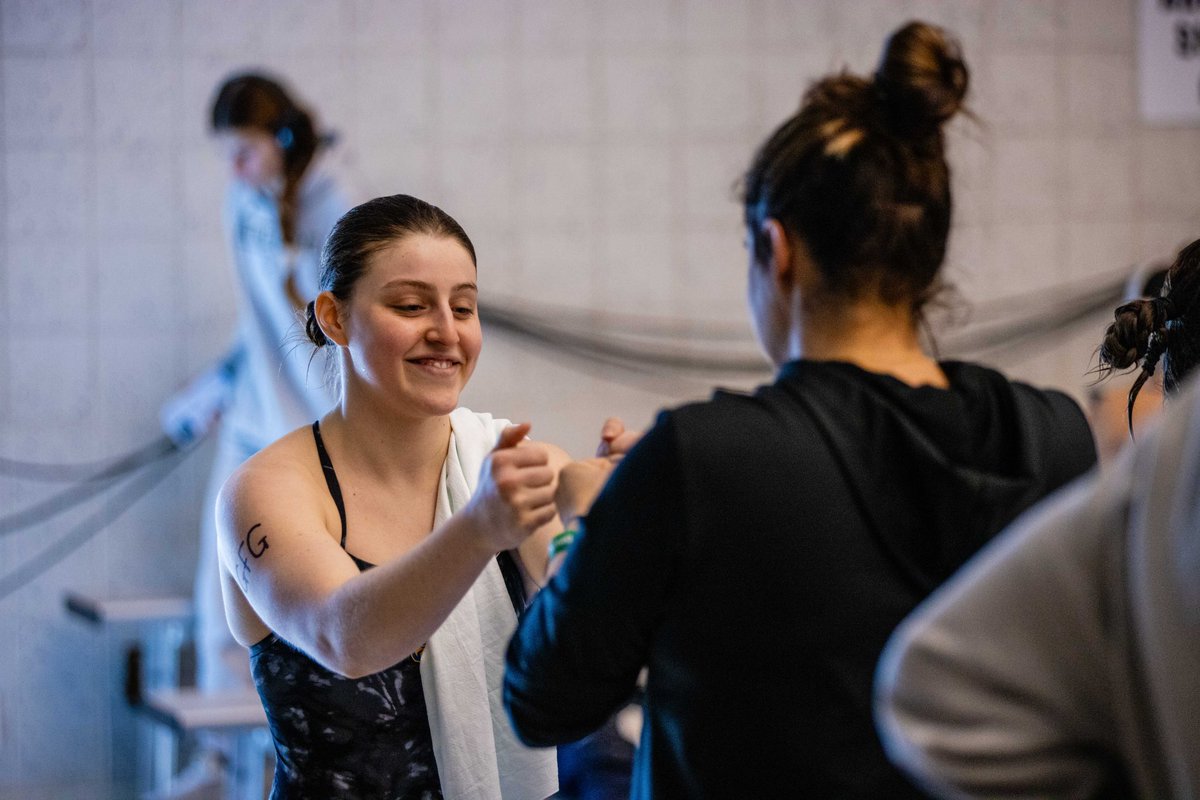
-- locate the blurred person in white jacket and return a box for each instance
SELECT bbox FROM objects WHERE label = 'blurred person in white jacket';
[157,71,354,797]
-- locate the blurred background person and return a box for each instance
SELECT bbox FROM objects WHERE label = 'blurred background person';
[156,71,355,797]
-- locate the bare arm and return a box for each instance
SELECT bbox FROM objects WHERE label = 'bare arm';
[218,424,556,678]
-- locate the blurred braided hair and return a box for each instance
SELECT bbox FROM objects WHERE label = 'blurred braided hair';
[1098,237,1200,435]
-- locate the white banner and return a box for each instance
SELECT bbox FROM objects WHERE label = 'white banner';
[1140,0,1200,123]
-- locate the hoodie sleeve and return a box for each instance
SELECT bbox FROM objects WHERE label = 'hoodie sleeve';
[503,412,685,746]
[1019,386,1099,487]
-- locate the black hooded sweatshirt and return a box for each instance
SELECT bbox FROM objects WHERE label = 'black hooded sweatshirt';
[505,360,1097,799]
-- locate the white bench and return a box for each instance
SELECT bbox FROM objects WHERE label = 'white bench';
[140,687,271,800]
[64,592,271,799]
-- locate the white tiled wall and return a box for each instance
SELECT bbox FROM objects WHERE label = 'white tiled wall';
[2,0,1198,795]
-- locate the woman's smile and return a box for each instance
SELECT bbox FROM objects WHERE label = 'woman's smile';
[406,356,463,375]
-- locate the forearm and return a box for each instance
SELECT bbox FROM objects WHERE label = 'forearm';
[298,513,499,678]
[504,415,681,744]
[504,578,642,746]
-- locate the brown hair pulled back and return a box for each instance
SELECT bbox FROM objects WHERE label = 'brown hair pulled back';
[211,72,320,248]
[304,194,477,348]
[1099,238,1200,403]
[742,20,968,312]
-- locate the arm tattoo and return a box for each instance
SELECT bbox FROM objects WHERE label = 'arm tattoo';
[235,523,269,591]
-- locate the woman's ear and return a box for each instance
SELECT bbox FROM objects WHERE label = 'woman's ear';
[314,291,349,347]
[761,218,794,290]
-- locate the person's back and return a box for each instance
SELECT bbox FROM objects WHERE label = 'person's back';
[509,360,1093,797]
[661,362,1090,794]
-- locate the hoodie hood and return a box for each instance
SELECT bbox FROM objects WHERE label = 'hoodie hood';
[774,359,1096,593]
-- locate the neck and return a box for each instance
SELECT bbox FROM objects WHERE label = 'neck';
[320,380,453,482]
[786,291,947,388]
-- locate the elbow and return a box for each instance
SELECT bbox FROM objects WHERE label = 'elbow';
[503,600,628,746]
[309,626,377,679]
[503,630,568,746]
[502,646,571,746]
[503,679,571,748]
[311,635,365,679]
[503,661,622,747]
[874,622,957,787]
[330,660,373,681]
[874,622,920,746]
[303,591,403,679]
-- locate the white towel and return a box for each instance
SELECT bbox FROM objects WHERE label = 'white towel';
[419,407,559,800]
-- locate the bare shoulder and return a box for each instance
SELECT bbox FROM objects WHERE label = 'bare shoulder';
[216,427,327,536]
[214,425,350,647]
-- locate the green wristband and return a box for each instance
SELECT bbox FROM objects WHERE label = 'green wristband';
[547,529,577,561]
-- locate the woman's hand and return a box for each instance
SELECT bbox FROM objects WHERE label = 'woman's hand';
[466,423,558,552]
[544,458,615,581]
[542,418,642,581]
[596,417,641,458]
[555,458,616,528]
[552,418,641,528]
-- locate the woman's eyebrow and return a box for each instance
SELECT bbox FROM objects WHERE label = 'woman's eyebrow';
[379,279,477,293]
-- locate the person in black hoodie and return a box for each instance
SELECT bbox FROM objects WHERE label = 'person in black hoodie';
[503,19,1097,799]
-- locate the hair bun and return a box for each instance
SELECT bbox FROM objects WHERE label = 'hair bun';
[1100,298,1170,370]
[874,21,968,138]
[305,300,329,348]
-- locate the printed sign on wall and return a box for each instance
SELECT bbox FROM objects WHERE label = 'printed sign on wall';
[1140,0,1200,123]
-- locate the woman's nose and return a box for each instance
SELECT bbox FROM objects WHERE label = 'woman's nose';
[425,307,459,345]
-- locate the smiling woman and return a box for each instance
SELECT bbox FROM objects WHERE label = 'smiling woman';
[217,194,564,799]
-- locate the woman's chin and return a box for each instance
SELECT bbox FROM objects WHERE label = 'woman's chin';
[404,391,463,419]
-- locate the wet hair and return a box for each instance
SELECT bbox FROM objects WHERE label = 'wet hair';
[741,20,969,314]
[1098,238,1200,427]
[210,72,320,247]
[304,194,477,347]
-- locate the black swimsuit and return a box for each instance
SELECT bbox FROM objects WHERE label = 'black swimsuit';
[249,422,443,800]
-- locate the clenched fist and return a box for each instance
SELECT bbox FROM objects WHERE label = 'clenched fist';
[465,423,558,552]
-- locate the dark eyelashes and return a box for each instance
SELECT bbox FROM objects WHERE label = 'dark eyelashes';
[387,303,475,315]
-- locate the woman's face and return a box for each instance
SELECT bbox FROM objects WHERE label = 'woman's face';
[218,128,284,190]
[339,233,482,418]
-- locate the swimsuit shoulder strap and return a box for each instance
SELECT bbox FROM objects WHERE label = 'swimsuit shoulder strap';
[312,421,349,549]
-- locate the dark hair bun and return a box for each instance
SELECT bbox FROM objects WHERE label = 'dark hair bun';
[874,21,968,137]
[305,300,329,347]
[1100,298,1171,370]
